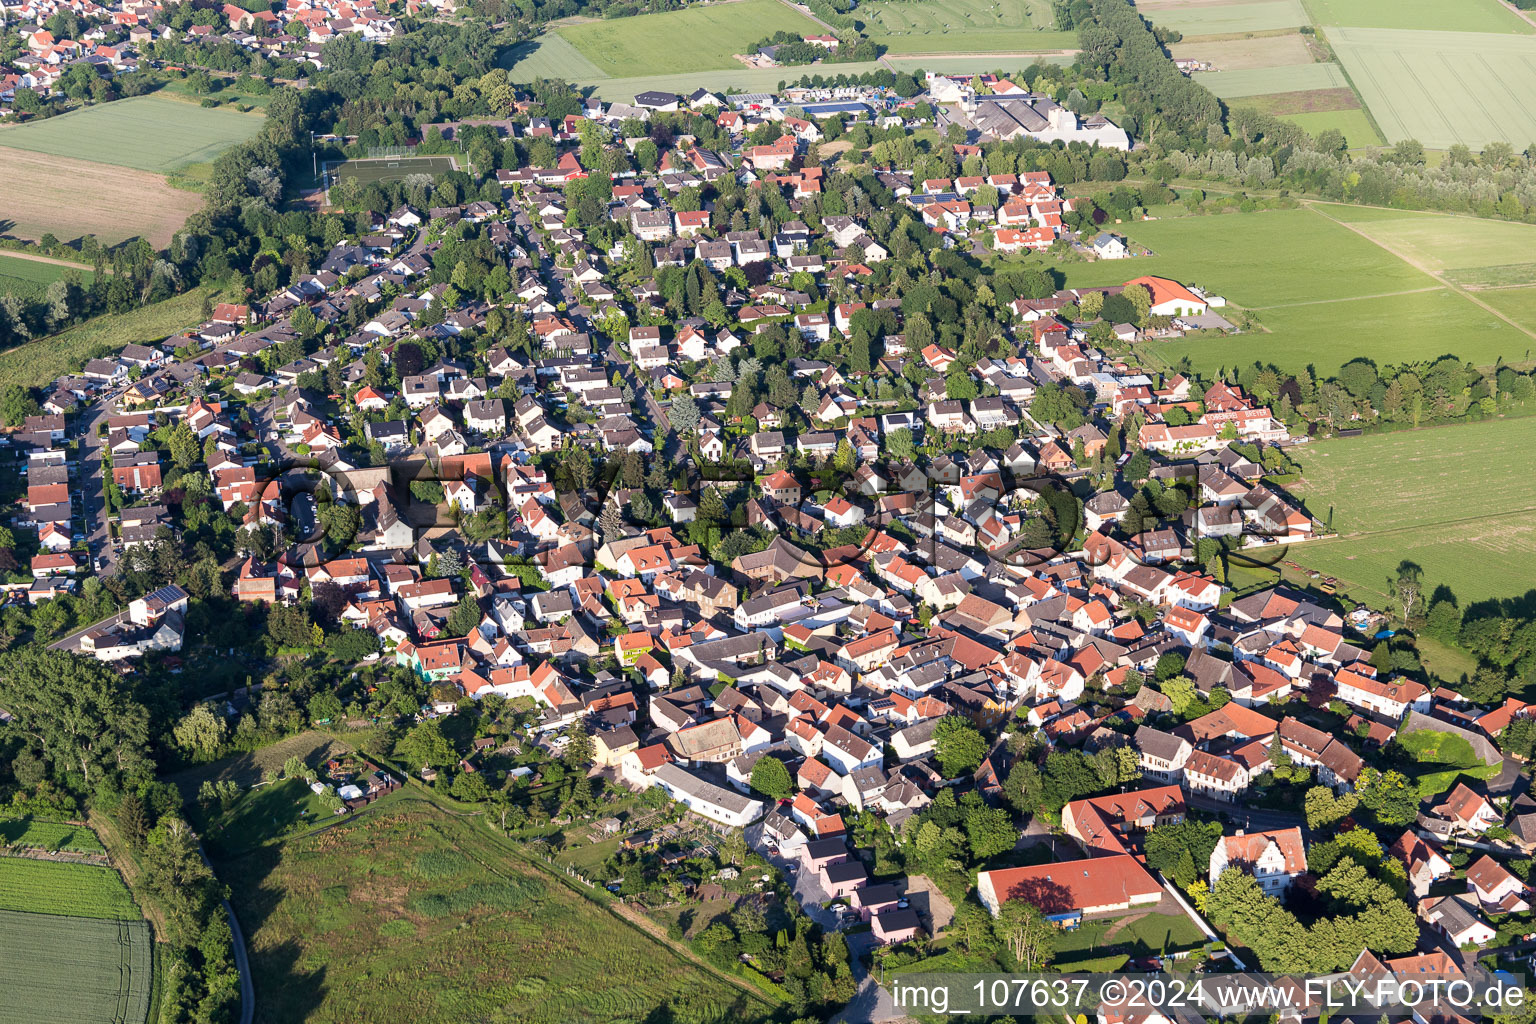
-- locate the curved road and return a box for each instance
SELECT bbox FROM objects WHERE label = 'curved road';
[199,842,255,1024]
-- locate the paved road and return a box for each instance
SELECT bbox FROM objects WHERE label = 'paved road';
[77,390,122,577]
[1186,795,1306,834]
[198,842,255,1024]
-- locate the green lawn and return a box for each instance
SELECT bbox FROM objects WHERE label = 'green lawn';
[1322,207,1536,273]
[1138,0,1309,35]
[1326,27,1536,148]
[224,800,774,1024]
[856,0,1074,54]
[557,0,820,76]
[1281,107,1383,147]
[1303,0,1533,33]
[0,253,94,301]
[1287,415,1536,603]
[0,283,224,390]
[1053,911,1207,958]
[1061,207,1433,307]
[1194,62,1348,98]
[1034,206,1534,375]
[1474,285,1536,333]
[0,95,263,173]
[1159,286,1527,377]
[501,33,607,80]
[0,911,153,1024]
[1396,729,1482,768]
[203,777,340,858]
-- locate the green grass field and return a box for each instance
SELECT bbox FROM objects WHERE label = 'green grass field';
[1137,0,1309,35]
[856,0,1075,54]
[1303,0,1533,33]
[1053,910,1208,957]
[1288,415,1536,603]
[502,33,608,80]
[0,910,153,1024]
[1061,207,1432,306]
[0,817,107,854]
[328,155,459,191]
[225,800,774,1024]
[557,0,820,76]
[203,778,341,858]
[0,858,140,919]
[0,95,263,173]
[0,253,94,301]
[1396,729,1483,768]
[1322,207,1536,274]
[1194,62,1348,98]
[1326,27,1536,148]
[1281,108,1383,146]
[1036,206,1536,374]
[1474,285,1536,332]
[0,283,222,390]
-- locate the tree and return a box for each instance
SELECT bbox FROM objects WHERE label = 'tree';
[886,427,915,461]
[1304,786,1359,831]
[172,704,228,761]
[933,716,987,778]
[168,421,200,470]
[397,719,456,770]
[963,804,1016,860]
[1389,560,1424,622]
[1355,768,1418,826]
[446,593,482,637]
[750,755,793,800]
[0,647,152,795]
[0,384,40,427]
[993,897,1055,969]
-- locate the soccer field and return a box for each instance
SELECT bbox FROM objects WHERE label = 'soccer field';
[1288,415,1536,604]
[0,95,262,173]
[557,0,820,76]
[327,155,459,192]
[1326,27,1536,148]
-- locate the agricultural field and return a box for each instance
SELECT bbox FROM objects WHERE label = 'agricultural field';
[0,817,106,854]
[1325,27,1536,148]
[1274,107,1380,145]
[0,95,263,173]
[1168,31,1316,69]
[0,149,202,246]
[556,0,820,76]
[1133,0,1309,36]
[225,800,774,1024]
[0,858,140,919]
[1287,414,1536,604]
[0,284,221,389]
[854,0,1076,55]
[1303,0,1533,33]
[500,33,607,80]
[1194,61,1347,98]
[0,252,95,301]
[0,911,153,1024]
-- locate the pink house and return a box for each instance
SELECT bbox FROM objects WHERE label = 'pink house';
[872,907,921,945]
[820,859,867,899]
[850,882,902,922]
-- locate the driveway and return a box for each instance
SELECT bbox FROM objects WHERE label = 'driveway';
[744,823,841,931]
